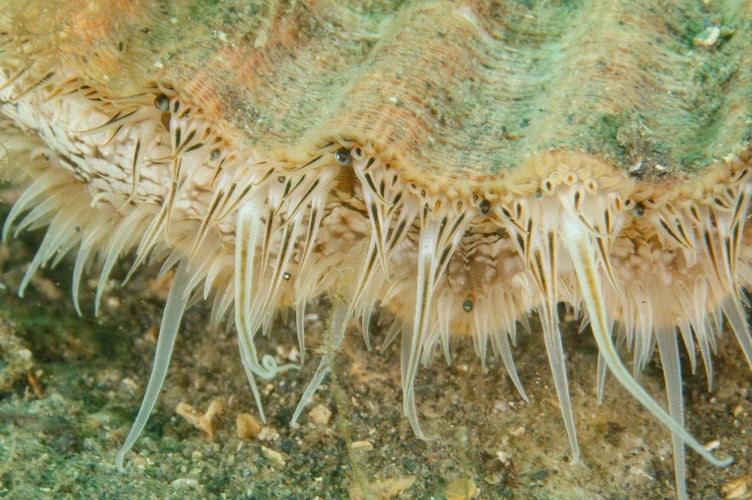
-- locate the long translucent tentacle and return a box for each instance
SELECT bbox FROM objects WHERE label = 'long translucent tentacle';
[234,200,297,380]
[656,327,688,500]
[115,259,192,472]
[290,303,348,428]
[402,217,439,440]
[402,209,468,440]
[561,213,733,468]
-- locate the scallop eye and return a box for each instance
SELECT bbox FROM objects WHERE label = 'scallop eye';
[154,94,170,111]
[632,202,647,218]
[335,147,352,165]
[462,299,473,312]
[478,199,492,216]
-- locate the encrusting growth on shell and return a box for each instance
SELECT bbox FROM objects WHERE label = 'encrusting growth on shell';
[1,1,751,497]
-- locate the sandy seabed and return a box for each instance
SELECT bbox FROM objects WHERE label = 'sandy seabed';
[0,204,750,500]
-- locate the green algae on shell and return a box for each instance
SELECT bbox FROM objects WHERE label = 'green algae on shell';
[1,1,751,498]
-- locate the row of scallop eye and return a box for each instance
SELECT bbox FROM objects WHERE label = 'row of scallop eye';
[335,144,651,221]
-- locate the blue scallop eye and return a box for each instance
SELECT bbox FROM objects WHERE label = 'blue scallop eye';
[478,198,492,216]
[154,94,169,111]
[632,202,647,218]
[335,147,352,165]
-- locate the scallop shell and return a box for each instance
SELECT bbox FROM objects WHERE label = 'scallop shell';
[1,1,751,497]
